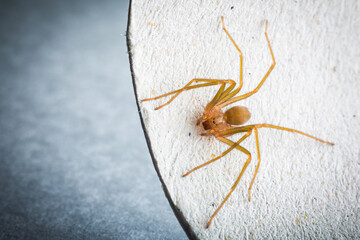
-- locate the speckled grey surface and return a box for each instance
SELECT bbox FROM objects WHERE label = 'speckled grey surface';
[0,1,186,239]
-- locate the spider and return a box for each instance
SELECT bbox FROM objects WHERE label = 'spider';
[142,17,334,228]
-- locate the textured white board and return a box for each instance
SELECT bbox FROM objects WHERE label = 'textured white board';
[128,1,360,239]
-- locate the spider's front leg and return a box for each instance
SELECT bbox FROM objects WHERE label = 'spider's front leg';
[142,78,235,110]
[218,20,276,109]
[221,17,244,96]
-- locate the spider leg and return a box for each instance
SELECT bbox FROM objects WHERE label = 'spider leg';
[248,127,260,201]
[216,126,261,201]
[206,135,252,228]
[182,130,252,177]
[217,122,333,204]
[142,79,224,102]
[142,16,251,111]
[142,83,216,101]
[254,123,334,145]
[205,80,235,112]
[142,78,235,110]
[221,17,243,93]
[218,20,276,109]
[225,123,333,202]
[218,123,334,145]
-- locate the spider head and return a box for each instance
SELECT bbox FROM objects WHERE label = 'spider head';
[197,109,227,135]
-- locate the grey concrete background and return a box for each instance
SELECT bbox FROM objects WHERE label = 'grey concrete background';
[0,0,186,239]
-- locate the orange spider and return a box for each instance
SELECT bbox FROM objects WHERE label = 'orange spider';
[142,17,334,228]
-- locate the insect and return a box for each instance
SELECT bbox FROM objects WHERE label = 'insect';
[142,17,334,228]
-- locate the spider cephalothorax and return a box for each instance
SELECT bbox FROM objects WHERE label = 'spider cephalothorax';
[199,106,251,136]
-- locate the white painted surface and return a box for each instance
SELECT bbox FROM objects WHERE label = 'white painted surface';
[129,1,359,239]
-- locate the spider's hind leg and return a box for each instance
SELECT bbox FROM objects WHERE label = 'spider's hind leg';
[216,125,262,201]
[182,130,252,177]
[206,134,253,228]
[248,127,261,201]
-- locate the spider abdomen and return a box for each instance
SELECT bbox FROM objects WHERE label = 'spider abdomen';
[224,106,251,126]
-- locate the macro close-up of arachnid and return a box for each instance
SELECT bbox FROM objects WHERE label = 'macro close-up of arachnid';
[1,0,358,239]
[128,1,359,239]
[142,17,334,229]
